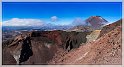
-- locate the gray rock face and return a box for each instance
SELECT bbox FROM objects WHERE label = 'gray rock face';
[63,32,90,51]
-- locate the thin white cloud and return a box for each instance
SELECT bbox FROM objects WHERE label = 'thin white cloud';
[51,16,58,22]
[2,18,44,26]
[72,17,86,26]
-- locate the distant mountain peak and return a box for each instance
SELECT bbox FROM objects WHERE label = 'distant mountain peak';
[85,16,108,29]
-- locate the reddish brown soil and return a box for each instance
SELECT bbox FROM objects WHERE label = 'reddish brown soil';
[2,48,17,65]
[98,19,122,38]
[48,26,122,64]
[40,30,63,46]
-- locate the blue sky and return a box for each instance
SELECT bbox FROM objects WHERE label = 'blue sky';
[2,2,122,26]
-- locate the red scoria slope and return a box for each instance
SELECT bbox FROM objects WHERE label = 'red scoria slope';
[48,24,122,64]
[98,19,122,38]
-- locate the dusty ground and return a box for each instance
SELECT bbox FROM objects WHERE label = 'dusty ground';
[48,26,122,64]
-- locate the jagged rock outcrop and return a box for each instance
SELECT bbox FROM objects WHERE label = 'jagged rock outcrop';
[19,36,33,64]
[30,30,91,51]
[2,30,91,64]
[64,31,91,51]
[3,35,33,64]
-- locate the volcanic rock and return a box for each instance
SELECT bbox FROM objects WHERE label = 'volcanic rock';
[85,16,108,29]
